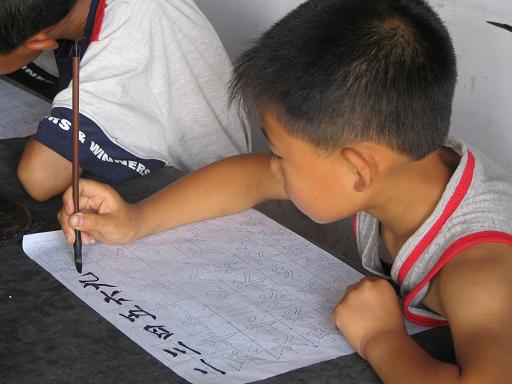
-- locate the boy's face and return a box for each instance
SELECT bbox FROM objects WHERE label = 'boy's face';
[261,110,361,224]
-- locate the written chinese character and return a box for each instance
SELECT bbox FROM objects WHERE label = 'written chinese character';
[164,341,201,357]
[79,272,117,290]
[194,359,226,375]
[101,290,132,306]
[119,305,156,323]
[144,325,173,340]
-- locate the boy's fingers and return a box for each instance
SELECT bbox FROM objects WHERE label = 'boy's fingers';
[62,186,75,215]
[69,212,107,234]
[57,209,75,244]
[65,230,75,244]
[78,195,93,212]
[78,178,115,201]
[80,232,96,245]
[63,179,113,212]
[62,184,90,214]
[63,194,90,215]
[61,180,123,245]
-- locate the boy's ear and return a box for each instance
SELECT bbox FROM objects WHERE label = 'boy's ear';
[341,147,376,192]
[24,31,59,52]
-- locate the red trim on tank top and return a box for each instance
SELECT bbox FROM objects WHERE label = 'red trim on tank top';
[396,151,476,285]
[403,231,512,326]
[91,0,107,43]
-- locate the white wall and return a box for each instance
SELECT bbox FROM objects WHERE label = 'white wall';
[195,0,304,60]
[431,0,512,170]
[197,0,512,170]
[195,0,304,150]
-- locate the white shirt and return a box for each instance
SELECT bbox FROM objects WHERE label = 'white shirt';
[53,0,250,171]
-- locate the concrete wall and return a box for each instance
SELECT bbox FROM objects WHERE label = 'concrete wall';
[431,0,512,170]
[196,0,512,170]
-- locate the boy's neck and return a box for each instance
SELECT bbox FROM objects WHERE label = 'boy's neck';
[52,0,93,41]
[367,147,460,257]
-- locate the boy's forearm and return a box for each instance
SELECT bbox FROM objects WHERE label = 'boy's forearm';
[133,153,285,240]
[365,330,462,384]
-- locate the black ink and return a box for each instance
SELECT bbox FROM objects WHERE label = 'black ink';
[178,341,201,355]
[144,325,173,340]
[200,358,226,375]
[163,349,178,357]
[101,290,132,305]
[79,272,117,290]
[487,21,512,33]
[119,305,157,323]
[163,341,201,358]
[194,368,208,374]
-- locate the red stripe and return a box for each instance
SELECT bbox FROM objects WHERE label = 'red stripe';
[403,231,512,326]
[397,151,476,284]
[405,311,448,327]
[90,0,107,43]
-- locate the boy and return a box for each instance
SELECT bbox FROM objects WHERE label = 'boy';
[59,0,512,382]
[0,0,250,201]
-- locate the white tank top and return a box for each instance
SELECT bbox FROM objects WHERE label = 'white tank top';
[354,136,512,326]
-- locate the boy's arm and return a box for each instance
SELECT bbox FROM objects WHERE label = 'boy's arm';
[431,243,512,383]
[59,153,288,245]
[333,242,512,384]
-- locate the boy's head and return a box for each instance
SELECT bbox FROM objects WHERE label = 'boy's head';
[0,0,77,74]
[230,0,457,161]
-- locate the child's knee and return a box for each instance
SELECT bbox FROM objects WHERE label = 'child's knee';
[17,157,48,202]
[17,140,73,201]
[17,153,58,201]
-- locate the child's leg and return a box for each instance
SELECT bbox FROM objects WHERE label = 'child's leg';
[22,109,166,201]
[17,138,81,201]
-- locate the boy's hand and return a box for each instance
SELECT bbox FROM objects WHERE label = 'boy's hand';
[58,179,140,245]
[332,277,406,359]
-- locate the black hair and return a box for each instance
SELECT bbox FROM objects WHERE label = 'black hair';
[230,0,457,159]
[0,0,78,53]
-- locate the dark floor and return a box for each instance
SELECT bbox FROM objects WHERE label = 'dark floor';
[0,88,455,383]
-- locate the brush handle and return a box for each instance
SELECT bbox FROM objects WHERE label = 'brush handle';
[72,41,82,273]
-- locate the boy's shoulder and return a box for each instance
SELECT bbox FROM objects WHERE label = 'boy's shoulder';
[358,136,512,245]
[355,136,512,325]
[407,136,512,264]
[452,137,512,230]
[432,240,512,318]
[94,0,219,53]
[102,0,210,27]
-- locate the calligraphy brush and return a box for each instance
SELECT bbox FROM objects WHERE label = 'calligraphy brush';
[72,40,82,273]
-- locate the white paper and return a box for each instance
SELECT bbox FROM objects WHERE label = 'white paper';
[0,79,50,139]
[23,209,425,384]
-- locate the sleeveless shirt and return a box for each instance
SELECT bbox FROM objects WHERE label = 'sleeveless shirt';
[354,137,512,326]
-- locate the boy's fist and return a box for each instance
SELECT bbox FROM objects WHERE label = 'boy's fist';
[58,179,141,245]
[333,277,406,359]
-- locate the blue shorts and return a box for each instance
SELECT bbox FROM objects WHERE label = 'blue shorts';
[34,107,165,184]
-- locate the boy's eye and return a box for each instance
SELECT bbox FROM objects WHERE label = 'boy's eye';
[270,152,282,160]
